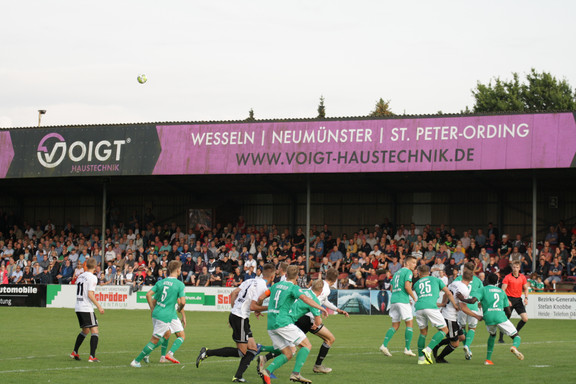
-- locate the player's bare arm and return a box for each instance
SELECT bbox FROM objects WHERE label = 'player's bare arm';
[456,291,478,305]
[404,280,417,302]
[87,290,104,314]
[443,287,458,309]
[249,299,268,313]
[459,302,482,321]
[177,296,186,327]
[229,287,241,307]
[146,289,156,312]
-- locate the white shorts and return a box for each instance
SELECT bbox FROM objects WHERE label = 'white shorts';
[486,320,517,337]
[389,303,413,322]
[152,318,184,338]
[457,308,483,329]
[268,324,307,350]
[415,308,445,329]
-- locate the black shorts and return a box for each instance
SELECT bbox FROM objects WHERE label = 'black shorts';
[294,315,323,335]
[229,313,252,343]
[444,319,463,341]
[76,312,98,329]
[508,296,527,315]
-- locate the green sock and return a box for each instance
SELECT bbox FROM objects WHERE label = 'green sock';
[487,334,495,361]
[135,339,163,363]
[383,328,396,347]
[160,337,169,356]
[405,327,413,350]
[428,330,446,350]
[417,334,426,357]
[292,347,310,374]
[260,345,277,353]
[267,353,288,373]
[465,329,476,348]
[170,337,184,354]
[512,335,521,348]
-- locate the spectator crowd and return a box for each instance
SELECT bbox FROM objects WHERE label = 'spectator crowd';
[1,209,576,293]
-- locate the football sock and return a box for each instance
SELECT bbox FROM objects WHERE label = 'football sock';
[73,332,86,353]
[438,343,456,359]
[260,345,276,353]
[428,331,446,350]
[89,334,99,358]
[293,347,310,374]
[135,338,164,363]
[206,347,240,357]
[235,349,258,379]
[169,337,184,354]
[516,320,526,333]
[382,327,397,347]
[161,337,169,356]
[417,334,426,357]
[465,329,475,347]
[405,327,413,350]
[315,342,331,366]
[267,352,288,373]
[435,338,449,349]
[512,335,521,348]
[265,351,280,361]
[487,334,496,360]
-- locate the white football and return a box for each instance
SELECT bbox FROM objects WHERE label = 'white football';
[137,74,147,84]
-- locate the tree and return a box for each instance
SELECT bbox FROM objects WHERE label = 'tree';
[369,98,394,117]
[317,95,326,118]
[245,108,255,122]
[471,69,576,113]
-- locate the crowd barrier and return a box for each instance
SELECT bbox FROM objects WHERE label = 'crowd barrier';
[1,284,574,319]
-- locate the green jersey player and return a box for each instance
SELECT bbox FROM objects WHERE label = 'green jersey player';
[413,265,458,365]
[131,260,186,368]
[380,256,418,357]
[476,273,524,365]
[455,261,484,360]
[255,265,328,384]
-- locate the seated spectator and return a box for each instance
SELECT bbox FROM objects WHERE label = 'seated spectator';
[544,257,563,291]
[485,255,500,275]
[133,266,146,291]
[196,266,210,287]
[100,267,115,285]
[388,256,402,275]
[338,277,350,290]
[296,268,311,288]
[181,254,196,285]
[124,266,135,286]
[210,266,224,286]
[319,257,332,279]
[10,266,23,284]
[567,248,576,276]
[430,256,445,278]
[243,266,256,281]
[536,257,550,280]
[226,267,243,287]
[38,266,53,284]
[365,268,380,289]
[352,270,365,289]
[21,266,34,284]
[380,270,392,290]
[521,247,533,274]
[0,264,9,284]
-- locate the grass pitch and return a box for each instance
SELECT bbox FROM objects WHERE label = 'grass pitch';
[0,307,574,384]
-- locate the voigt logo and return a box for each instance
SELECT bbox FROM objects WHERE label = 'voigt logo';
[36,132,128,169]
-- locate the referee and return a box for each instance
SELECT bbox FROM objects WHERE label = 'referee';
[499,260,529,343]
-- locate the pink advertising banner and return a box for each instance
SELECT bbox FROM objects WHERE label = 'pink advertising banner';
[1,113,575,178]
[153,113,576,175]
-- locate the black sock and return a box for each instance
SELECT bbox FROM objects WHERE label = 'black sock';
[235,349,257,378]
[498,331,504,341]
[207,347,241,358]
[315,342,331,366]
[516,320,526,333]
[438,344,456,359]
[90,334,99,357]
[265,352,279,360]
[73,332,86,353]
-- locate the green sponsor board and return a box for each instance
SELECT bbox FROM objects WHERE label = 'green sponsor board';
[136,290,214,306]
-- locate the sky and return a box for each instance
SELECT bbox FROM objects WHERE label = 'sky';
[1,0,575,128]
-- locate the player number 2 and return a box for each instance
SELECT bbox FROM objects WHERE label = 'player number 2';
[493,293,500,308]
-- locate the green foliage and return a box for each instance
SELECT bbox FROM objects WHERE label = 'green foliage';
[317,95,326,118]
[472,69,576,113]
[245,108,255,122]
[369,98,394,117]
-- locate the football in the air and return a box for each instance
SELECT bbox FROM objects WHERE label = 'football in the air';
[137,74,147,84]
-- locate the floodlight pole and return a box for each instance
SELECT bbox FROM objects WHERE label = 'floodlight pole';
[306,175,311,274]
[532,176,537,272]
[101,180,107,271]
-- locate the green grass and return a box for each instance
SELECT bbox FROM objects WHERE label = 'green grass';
[0,308,574,384]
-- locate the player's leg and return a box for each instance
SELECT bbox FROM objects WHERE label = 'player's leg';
[421,310,446,364]
[312,325,334,373]
[234,336,259,382]
[515,300,528,333]
[165,318,185,363]
[159,336,170,362]
[197,313,245,367]
[404,318,416,356]
[380,304,401,355]
[436,321,462,363]
[498,320,524,360]
[485,325,497,365]
[132,320,171,367]
[291,337,313,383]
[498,304,513,343]
[88,326,100,362]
